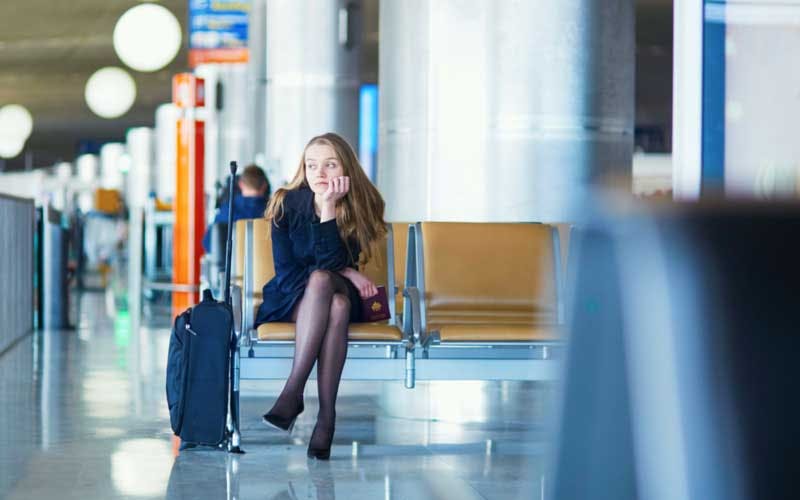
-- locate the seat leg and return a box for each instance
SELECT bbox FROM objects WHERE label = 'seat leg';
[405,348,415,389]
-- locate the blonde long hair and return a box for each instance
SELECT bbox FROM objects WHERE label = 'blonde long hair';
[265,133,387,265]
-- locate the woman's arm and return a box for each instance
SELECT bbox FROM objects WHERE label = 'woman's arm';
[312,217,377,298]
[271,218,309,293]
[312,177,354,271]
[311,219,354,271]
[338,237,378,299]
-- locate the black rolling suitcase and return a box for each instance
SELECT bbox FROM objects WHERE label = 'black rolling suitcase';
[166,161,243,452]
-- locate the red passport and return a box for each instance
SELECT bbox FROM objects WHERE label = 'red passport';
[360,285,391,322]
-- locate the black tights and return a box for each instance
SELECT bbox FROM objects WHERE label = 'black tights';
[268,270,351,449]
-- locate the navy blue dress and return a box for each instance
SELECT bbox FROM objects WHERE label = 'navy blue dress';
[254,187,362,325]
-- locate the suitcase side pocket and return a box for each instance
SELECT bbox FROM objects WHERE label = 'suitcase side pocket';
[166,310,191,435]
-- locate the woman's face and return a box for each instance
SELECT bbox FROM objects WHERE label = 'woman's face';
[304,143,345,195]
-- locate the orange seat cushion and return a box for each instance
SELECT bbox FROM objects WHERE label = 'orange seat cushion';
[427,311,555,325]
[257,322,403,341]
[434,323,561,342]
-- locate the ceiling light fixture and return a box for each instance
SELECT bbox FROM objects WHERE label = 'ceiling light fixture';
[0,104,34,141]
[113,4,182,72]
[85,67,137,119]
[0,136,25,159]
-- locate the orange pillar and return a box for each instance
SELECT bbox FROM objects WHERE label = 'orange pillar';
[171,74,206,318]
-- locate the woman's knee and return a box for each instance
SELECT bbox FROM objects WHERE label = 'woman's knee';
[329,293,351,322]
[307,270,336,295]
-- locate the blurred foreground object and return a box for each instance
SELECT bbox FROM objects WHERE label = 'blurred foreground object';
[551,200,800,500]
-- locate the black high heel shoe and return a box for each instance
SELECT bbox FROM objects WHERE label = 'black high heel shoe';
[262,397,304,433]
[306,421,335,460]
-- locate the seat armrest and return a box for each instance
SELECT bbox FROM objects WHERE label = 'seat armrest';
[248,327,259,344]
[231,284,243,342]
[403,286,423,346]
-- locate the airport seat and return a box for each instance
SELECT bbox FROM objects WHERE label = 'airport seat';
[406,222,563,345]
[230,219,416,399]
[244,219,407,343]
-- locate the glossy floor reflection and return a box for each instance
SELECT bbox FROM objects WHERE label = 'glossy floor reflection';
[0,292,556,500]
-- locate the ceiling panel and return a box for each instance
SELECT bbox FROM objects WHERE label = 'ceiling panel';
[0,0,189,170]
[0,0,672,172]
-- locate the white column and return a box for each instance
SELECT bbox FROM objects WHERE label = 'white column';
[672,0,704,200]
[378,0,635,223]
[264,0,362,185]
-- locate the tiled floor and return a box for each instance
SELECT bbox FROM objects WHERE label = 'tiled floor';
[0,291,557,500]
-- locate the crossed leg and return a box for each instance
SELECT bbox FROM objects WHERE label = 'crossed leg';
[266,270,351,436]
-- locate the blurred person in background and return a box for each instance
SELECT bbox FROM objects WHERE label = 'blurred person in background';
[202,164,270,252]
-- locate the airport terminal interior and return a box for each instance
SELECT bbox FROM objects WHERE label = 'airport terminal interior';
[1,1,798,499]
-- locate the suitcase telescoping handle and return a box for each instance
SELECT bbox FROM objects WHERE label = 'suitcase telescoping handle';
[223,161,237,306]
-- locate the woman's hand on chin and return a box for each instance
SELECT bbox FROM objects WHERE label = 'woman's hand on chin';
[320,176,350,204]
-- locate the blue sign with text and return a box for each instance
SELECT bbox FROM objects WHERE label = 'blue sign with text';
[188,0,250,66]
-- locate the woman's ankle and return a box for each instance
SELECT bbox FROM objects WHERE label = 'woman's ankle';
[316,410,336,427]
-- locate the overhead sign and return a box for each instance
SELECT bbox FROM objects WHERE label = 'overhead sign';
[188,0,250,67]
